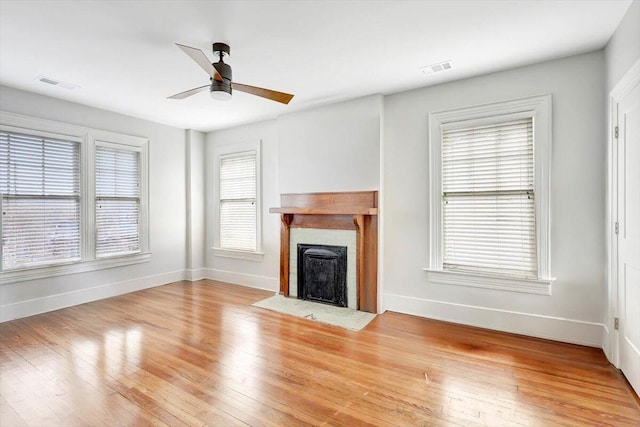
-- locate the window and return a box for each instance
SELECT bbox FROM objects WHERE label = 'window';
[213,140,262,261]
[426,95,553,295]
[1,130,81,270]
[0,112,149,284]
[442,118,535,277]
[95,144,141,257]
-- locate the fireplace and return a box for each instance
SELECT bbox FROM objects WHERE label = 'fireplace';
[297,244,348,307]
[270,191,378,313]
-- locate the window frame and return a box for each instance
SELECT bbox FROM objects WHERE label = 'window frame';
[212,140,263,262]
[0,111,150,284]
[93,137,149,259]
[425,94,554,295]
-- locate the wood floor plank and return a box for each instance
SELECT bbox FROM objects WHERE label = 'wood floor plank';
[0,280,638,427]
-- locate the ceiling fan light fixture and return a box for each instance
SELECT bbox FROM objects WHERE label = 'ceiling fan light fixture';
[210,85,232,101]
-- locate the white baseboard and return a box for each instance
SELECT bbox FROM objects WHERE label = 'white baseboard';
[384,293,604,348]
[0,270,185,323]
[602,323,615,364]
[185,268,208,281]
[204,268,278,292]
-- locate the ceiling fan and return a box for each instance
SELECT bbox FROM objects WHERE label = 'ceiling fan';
[168,42,294,104]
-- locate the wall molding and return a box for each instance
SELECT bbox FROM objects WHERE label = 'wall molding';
[0,269,185,323]
[204,268,279,292]
[0,268,279,323]
[384,293,604,348]
[184,268,208,281]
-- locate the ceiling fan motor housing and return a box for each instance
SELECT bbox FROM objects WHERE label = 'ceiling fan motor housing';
[211,43,232,98]
[211,61,232,98]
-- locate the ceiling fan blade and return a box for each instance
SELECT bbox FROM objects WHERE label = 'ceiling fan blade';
[175,43,222,81]
[167,84,209,99]
[232,82,294,104]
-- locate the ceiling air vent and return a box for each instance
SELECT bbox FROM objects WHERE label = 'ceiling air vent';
[36,76,79,90]
[419,60,454,76]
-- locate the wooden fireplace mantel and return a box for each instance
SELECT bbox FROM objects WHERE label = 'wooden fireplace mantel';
[269,191,378,313]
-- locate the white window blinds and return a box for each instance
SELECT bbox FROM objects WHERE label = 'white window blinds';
[95,145,140,257]
[219,153,257,251]
[441,118,536,278]
[1,131,81,269]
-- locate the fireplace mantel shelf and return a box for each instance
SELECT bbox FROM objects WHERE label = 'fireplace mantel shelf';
[269,207,378,215]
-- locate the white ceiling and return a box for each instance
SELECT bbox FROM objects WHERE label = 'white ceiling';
[0,0,632,132]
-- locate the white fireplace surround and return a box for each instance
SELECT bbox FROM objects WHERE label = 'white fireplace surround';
[289,228,357,310]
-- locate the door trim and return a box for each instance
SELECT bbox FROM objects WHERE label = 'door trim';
[606,59,640,366]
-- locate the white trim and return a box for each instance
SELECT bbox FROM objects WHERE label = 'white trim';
[384,293,603,348]
[212,140,262,255]
[606,59,640,365]
[184,268,208,281]
[602,324,611,361]
[212,248,264,261]
[423,268,552,295]
[427,94,553,291]
[204,268,278,292]
[0,111,85,140]
[0,269,183,322]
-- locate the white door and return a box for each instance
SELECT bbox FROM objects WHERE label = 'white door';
[617,78,640,396]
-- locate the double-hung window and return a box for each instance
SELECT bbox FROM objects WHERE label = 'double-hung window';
[426,95,554,294]
[0,112,149,283]
[1,130,81,269]
[213,140,262,261]
[95,144,142,257]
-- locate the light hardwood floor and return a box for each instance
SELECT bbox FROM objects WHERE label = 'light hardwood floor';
[1,280,638,426]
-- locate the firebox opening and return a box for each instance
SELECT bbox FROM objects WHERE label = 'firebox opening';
[297,244,348,308]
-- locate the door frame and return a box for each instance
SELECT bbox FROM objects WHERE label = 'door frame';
[606,59,640,366]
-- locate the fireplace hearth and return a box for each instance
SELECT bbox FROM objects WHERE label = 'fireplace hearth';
[297,244,348,307]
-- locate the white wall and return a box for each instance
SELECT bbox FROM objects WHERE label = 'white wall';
[204,95,383,292]
[605,0,640,92]
[278,95,382,193]
[205,119,281,290]
[382,51,607,346]
[0,85,188,321]
[186,129,206,279]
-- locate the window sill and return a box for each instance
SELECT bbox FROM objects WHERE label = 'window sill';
[423,268,554,295]
[1,253,151,285]
[212,248,264,262]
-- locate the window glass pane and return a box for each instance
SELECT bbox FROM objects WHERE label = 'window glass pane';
[2,198,80,269]
[220,155,256,199]
[220,200,257,251]
[96,199,140,256]
[96,147,139,198]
